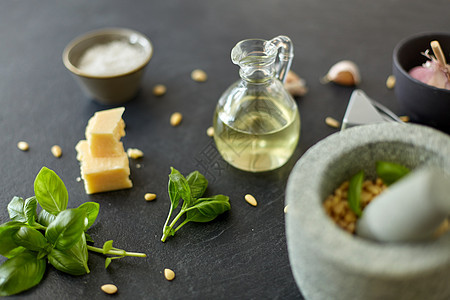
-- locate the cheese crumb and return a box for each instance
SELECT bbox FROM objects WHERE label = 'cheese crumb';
[127,148,144,159]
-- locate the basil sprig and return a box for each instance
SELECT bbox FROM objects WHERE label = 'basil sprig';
[0,167,146,296]
[161,167,231,242]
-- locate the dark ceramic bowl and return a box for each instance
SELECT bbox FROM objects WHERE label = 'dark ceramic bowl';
[393,32,450,133]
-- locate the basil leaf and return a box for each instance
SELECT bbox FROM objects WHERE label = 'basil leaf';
[38,209,56,227]
[47,234,89,275]
[12,226,50,253]
[24,196,38,226]
[45,208,87,250]
[186,171,208,200]
[347,170,364,217]
[0,251,46,296]
[105,257,112,269]
[102,240,113,254]
[185,195,231,223]
[77,202,99,230]
[34,167,68,214]
[7,197,26,222]
[0,222,26,258]
[376,161,410,185]
[169,167,192,207]
[85,233,94,243]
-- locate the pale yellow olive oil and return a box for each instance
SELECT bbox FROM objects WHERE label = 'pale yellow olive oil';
[213,96,300,172]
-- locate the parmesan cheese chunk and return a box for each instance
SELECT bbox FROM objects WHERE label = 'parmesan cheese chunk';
[76,140,132,194]
[85,107,126,157]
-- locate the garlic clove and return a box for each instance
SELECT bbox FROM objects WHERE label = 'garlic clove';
[284,70,308,96]
[323,60,361,86]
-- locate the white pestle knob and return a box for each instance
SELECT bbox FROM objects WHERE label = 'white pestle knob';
[356,167,450,242]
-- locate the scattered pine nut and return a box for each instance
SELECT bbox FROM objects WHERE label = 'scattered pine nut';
[101,284,118,295]
[144,193,157,201]
[206,126,214,137]
[284,205,288,214]
[51,145,62,158]
[399,115,410,122]
[170,112,183,127]
[191,69,207,82]
[127,148,144,159]
[164,268,175,281]
[17,141,29,151]
[153,84,167,96]
[325,117,340,129]
[244,194,257,207]
[76,177,82,182]
[386,75,396,89]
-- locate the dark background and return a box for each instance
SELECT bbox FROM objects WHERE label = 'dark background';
[0,0,448,299]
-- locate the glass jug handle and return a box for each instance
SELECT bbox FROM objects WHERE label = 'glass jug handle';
[267,36,294,83]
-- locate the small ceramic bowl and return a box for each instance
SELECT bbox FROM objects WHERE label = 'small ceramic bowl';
[392,32,450,133]
[63,28,153,105]
[285,123,450,300]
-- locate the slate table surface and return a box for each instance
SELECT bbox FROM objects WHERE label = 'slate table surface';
[0,0,448,299]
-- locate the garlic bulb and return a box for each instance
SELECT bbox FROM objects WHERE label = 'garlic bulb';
[323,60,361,86]
[284,70,308,96]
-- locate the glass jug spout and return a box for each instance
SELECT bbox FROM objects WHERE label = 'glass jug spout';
[230,35,294,83]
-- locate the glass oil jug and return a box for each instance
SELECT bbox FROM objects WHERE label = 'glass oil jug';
[213,35,300,172]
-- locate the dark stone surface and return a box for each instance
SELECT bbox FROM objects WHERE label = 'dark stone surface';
[0,0,448,299]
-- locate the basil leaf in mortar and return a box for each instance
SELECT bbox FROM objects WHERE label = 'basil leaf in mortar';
[376,161,410,185]
[348,170,364,217]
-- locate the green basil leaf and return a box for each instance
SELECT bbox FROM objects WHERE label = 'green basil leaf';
[169,167,192,207]
[186,171,208,200]
[77,202,99,230]
[34,167,68,214]
[105,257,112,269]
[0,251,46,296]
[376,161,410,186]
[102,240,113,254]
[0,222,26,258]
[185,195,231,223]
[24,196,38,226]
[12,226,50,253]
[348,170,364,217]
[85,233,94,243]
[38,209,57,227]
[48,234,89,275]
[7,197,26,222]
[45,208,87,250]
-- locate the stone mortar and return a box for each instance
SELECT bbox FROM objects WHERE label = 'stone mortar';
[285,122,450,300]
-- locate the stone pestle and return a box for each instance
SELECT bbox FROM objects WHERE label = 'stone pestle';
[357,167,450,242]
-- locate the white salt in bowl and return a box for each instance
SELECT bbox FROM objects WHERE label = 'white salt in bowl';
[63,28,153,105]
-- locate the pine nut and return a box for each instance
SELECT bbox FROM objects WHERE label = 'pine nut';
[325,117,340,129]
[127,148,144,159]
[206,126,214,137]
[399,115,410,122]
[101,284,118,294]
[17,141,29,151]
[191,69,207,82]
[244,194,257,207]
[144,193,156,201]
[51,145,62,158]
[170,112,183,127]
[386,75,396,89]
[284,205,288,214]
[153,84,167,96]
[164,268,175,281]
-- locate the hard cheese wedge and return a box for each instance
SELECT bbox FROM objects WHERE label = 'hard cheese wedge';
[85,107,126,157]
[76,140,132,194]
